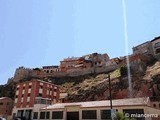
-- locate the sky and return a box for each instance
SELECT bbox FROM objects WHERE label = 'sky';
[0,0,160,84]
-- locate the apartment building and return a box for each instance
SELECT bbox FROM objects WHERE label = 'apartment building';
[132,36,160,59]
[12,79,60,120]
[39,97,160,120]
[132,41,153,56]
[60,57,87,71]
[0,97,14,118]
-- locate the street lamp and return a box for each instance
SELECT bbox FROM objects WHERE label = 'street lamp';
[108,73,113,110]
[106,73,116,120]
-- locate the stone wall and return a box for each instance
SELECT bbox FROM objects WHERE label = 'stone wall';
[13,67,32,82]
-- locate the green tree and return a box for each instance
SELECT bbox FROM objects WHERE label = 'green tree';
[120,65,128,76]
[114,112,136,120]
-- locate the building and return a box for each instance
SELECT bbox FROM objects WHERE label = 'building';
[132,36,160,59]
[105,58,120,67]
[42,66,60,73]
[38,97,160,120]
[132,41,153,56]
[83,53,110,67]
[151,37,160,59]
[60,57,87,71]
[12,79,60,120]
[0,97,14,118]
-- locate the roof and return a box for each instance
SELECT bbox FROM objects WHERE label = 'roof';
[151,36,160,42]
[133,41,150,48]
[0,97,13,101]
[41,97,149,110]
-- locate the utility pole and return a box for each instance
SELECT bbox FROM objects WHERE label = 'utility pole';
[108,73,113,110]
[108,73,116,120]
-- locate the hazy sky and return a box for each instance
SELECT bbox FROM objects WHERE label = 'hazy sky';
[0,0,160,84]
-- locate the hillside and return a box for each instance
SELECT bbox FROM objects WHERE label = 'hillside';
[59,60,160,102]
[1,60,160,102]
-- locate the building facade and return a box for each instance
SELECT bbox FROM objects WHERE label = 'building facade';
[132,41,153,56]
[42,66,60,73]
[0,97,14,118]
[12,79,60,120]
[132,36,160,59]
[38,97,160,120]
[151,37,160,59]
[60,57,86,72]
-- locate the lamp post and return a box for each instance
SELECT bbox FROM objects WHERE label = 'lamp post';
[108,73,113,110]
[107,73,115,120]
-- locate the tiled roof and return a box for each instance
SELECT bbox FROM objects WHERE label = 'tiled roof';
[42,97,149,110]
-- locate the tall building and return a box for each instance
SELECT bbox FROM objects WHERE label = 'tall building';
[12,79,60,120]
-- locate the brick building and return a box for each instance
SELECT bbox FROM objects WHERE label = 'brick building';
[12,79,60,120]
[0,97,14,118]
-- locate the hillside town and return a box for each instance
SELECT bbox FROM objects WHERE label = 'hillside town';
[0,36,160,120]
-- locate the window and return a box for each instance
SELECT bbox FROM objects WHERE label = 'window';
[54,89,57,92]
[40,112,45,119]
[38,93,42,97]
[34,98,41,104]
[82,110,97,119]
[28,93,30,96]
[29,85,32,89]
[153,104,156,107]
[33,112,38,119]
[52,111,63,119]
[0,102,3,105]
[15,95,18,98]
[22,94,24,97]
[156,48,160,54]
[40,112,50,119]
[41,99,46,104]
[40,85,43,89]
[23,86,25,89]
[154,42,160,48]
[101,110,111,119]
